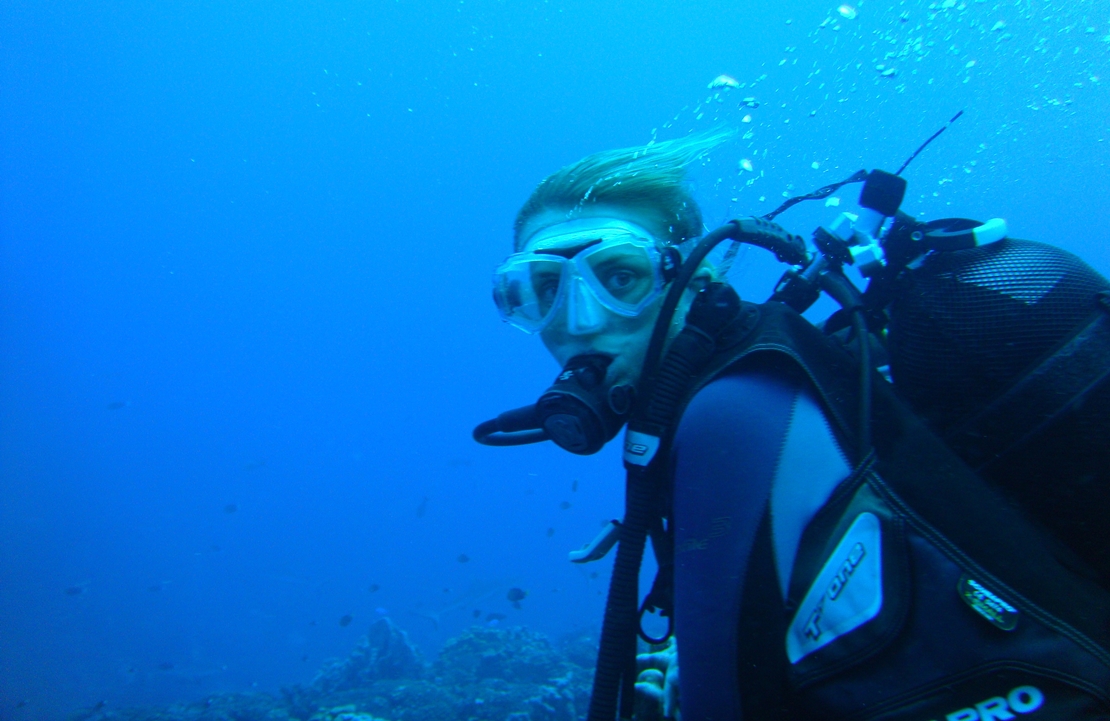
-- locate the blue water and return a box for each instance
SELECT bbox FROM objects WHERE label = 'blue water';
[2,0,1107,718]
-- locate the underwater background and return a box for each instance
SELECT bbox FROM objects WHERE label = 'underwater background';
[2,0,1108,718]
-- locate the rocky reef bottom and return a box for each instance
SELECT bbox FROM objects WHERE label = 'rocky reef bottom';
[70,621,598,721]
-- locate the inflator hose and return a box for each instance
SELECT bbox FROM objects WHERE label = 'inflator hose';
[588,465,657,721]
[587,287,743,721]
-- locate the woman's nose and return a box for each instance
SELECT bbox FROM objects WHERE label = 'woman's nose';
[565,276,605,336]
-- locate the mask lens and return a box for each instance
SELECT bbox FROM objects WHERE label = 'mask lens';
[531,262,564,317]
[581,241,660,313]
[493,256,566,332]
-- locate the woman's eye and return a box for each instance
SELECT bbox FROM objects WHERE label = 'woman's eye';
[536,278,560,303]
[605,270,636,290]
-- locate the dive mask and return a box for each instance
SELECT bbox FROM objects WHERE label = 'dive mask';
[493,220,680,334]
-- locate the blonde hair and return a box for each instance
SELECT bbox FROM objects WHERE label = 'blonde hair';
[513,129,736,251]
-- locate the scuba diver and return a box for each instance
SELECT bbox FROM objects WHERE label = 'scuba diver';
[474,128,1110,720]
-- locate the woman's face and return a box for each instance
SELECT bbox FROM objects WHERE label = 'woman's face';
[516,204,700,392]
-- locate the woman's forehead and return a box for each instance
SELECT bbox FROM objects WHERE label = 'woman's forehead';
[519,206,664,252]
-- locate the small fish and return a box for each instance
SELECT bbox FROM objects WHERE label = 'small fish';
[338,614,353,627]
[224,504,238,514]
[571,479,578,492]
[301,654,309,662]
[65,586,84,596]
[707,73,740,90]
[147,584,162,592]
[15,700,27,709]
[210,544,221,552]
[473,609,482,618]
[157,662,174,671]
[375,607,389,616]
[546,527,555,538]
[559,501,572,510]
[416,496,429,518]
[590,571,599,579]
[457,554,470,563]
[309,620,317,626]
[107,401,128,410]
[368,583,380,593]
[242,459,267,471]
[507,587,527,607]
[486,612,507,622]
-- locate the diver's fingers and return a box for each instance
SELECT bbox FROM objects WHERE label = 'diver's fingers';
[663,664,680,718]
[636,680,666,703]
[637,651,673,671]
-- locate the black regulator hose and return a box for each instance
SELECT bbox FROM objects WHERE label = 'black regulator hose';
[640,218,807,402]
[588,219,806,721]
[819,270,873,460]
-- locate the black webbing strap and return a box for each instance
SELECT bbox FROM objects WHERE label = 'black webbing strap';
[639,517,675,645]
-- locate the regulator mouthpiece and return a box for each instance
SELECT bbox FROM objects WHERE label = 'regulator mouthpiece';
[472,353,633,455]
[538,353,632,455]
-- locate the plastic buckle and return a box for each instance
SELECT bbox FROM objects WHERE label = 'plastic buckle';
[827,212,858,242]
[850,243,885,277]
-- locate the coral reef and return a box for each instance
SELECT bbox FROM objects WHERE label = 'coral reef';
[311,619,426,694]
[435,626,568,685]
[68,620,596,721]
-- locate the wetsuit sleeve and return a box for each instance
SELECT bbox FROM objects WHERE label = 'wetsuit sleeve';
[670,361,850,721]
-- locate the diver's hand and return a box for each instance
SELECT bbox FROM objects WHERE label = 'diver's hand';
[635,637,679,720]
